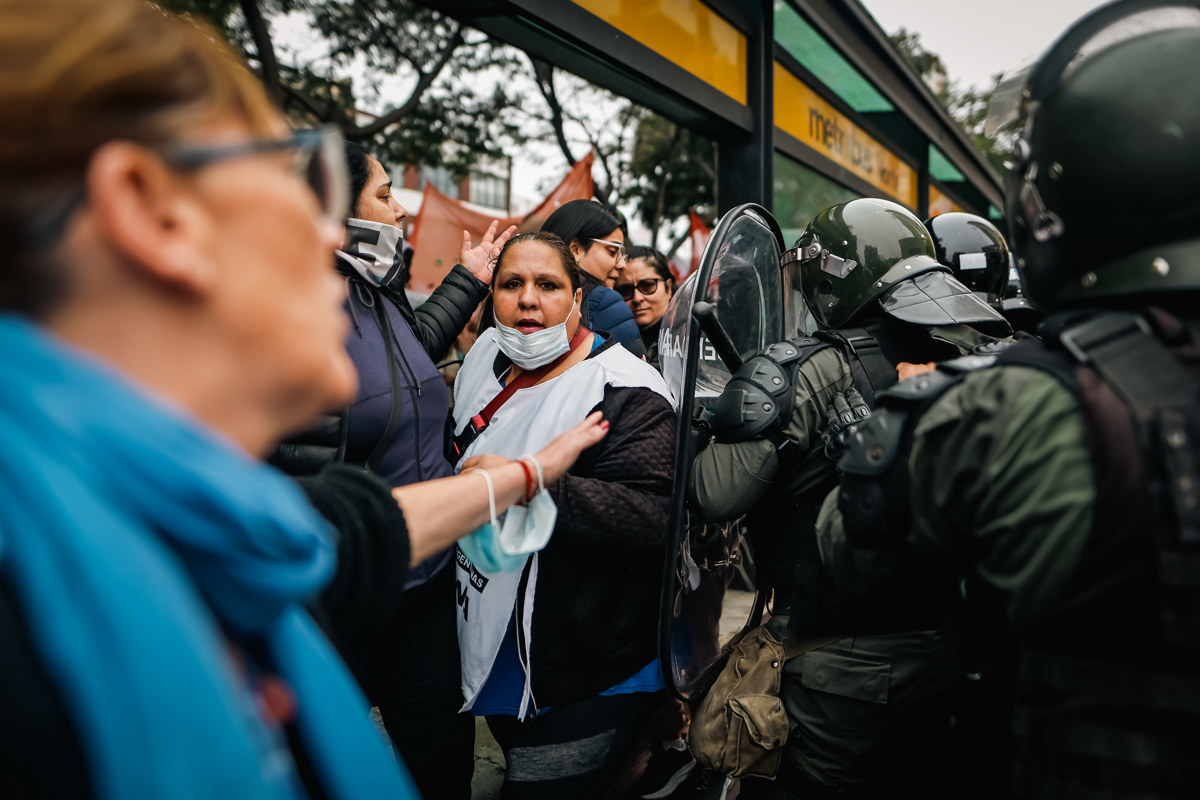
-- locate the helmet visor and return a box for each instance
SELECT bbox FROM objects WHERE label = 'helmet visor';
[879,270,1010,330]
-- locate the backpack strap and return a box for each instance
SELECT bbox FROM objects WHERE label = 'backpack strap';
[816,328,898,406]
[1055,311,1200,547]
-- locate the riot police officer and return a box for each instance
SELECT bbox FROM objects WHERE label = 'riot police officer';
[689,196,1011,798]
[818,3,1200,797]
[923,211,1011,312]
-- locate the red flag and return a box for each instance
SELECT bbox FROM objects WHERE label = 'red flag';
[408,152,595,294]
[671,208,711,283]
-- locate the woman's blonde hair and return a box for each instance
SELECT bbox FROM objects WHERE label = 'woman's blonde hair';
[0,0,279,314]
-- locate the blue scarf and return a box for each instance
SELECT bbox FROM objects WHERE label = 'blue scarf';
[0,316,416,800]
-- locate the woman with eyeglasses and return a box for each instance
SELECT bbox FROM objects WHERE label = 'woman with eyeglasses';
[0,1,609,798]
[539,199,646,357]
[617,246,676,370]
[447,232,676,799]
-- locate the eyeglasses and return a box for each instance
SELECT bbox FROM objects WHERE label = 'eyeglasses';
[615,278,665,301]
[162,125,348,226]
[26,125,348,248]
[591,237,627,265]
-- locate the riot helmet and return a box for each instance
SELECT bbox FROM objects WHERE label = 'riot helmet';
[924,212,1010,310]
[993,1,1200,309]
[782,197,1007,331]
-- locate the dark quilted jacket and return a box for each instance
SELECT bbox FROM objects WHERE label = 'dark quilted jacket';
[531,381,676,707]
[580,271,646,359]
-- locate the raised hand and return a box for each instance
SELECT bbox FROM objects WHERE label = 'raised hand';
[461,220,519,283]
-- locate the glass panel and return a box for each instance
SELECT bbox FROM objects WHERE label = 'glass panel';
[773,152,860,245]
[929,144,965,182]
[773,1,893,113]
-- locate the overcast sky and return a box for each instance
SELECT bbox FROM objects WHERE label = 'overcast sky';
[859,0,1114,90]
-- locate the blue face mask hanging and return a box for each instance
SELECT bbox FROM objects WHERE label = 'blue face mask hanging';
[457,461,557,573]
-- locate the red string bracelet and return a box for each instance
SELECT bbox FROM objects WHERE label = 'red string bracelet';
[515,458,535,504]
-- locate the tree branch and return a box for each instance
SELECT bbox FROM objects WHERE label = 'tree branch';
[280,81,328,121]
[650,124,682,245]
[665,223,692,261]
[239,0,282,107]
[349,24,464,138]
[528,56,577,167]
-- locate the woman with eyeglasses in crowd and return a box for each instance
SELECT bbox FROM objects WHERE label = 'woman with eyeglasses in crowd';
[0,1,609,797]
[617,245,675,370]
[538,198,646,357]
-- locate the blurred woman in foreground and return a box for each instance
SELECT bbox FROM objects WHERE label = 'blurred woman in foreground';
[0,1,604,798]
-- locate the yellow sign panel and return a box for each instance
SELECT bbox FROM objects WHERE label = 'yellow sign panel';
[572,0,746,104]
[774,64,918,209]
[928,185,964,217]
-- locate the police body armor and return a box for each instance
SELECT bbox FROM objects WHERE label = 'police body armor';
[706,327,937,638]
[704,197,1010,640]
[837,308,1200,797]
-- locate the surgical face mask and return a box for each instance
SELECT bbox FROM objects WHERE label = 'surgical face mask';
[338,217,406,290]
[457,465,558,573]
[493,300,578,369]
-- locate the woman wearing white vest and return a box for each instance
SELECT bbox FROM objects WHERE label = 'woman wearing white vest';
[450,231,677,798]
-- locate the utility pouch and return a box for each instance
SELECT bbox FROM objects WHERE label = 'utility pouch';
[688,625,838,780]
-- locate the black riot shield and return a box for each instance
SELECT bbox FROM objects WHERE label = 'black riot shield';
[658,204,785,701]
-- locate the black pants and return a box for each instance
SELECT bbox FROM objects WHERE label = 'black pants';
[375,567,475,800]
[487,690,659,800]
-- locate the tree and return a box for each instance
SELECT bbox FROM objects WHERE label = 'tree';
[167,0,712,247]
[626,115,715,256]
[520,55,640,209]
[516,57,716,254]
[889,27,1010,175]
[163,0,528,177]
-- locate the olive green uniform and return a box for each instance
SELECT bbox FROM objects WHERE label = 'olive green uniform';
[689,327,1001,797]
[817,365,1095,631]
[816,336,1200,797]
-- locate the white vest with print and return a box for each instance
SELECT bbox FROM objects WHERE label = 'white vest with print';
[450,328,674,717]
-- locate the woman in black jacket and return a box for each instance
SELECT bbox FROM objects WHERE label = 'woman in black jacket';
[275,141,515,800]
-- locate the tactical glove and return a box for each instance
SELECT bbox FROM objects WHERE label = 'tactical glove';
[821,388,871,461]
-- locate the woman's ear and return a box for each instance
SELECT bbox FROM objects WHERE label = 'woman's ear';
[87,142,216,295]
[569,239,585,260]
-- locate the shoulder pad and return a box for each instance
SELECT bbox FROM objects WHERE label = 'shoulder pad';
[763,336,823,366]
[709,352,796,443]
[877,365,963,406]
[841,360,983,476]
